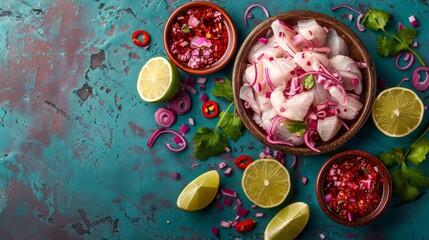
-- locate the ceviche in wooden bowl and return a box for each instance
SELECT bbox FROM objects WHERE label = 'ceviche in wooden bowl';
[232,10,376,155]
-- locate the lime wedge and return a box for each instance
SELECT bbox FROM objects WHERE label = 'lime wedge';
[177,170,220,211]
[137,56,181,102]
[241,158,291,208]
[264,202,310,240]
[372,87,424,137]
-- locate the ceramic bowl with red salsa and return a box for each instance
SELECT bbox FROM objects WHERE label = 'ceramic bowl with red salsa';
[164,1,237,75]
[316,150,392,227]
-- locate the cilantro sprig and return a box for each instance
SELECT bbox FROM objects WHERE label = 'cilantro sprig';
[379,124,429,202]
[362,9,426,66]
[192,77,244,160]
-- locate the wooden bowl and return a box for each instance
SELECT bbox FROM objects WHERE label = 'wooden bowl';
[163,1,237,75]
[232,10,376,155]
[315,150,392,226]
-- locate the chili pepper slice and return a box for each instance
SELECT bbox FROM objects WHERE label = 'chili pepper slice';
[235,155,253,169]
[235,219,256,233]
[202,100,219,118]
[132,30,150,47]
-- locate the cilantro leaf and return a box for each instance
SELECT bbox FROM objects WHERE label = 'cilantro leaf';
[212,77,233,101]
[219,111,244,142]
[302,75,315,90]
[362,9,390,32]
[376,26,418,57]
[407,138,429,165]
[402,183,421,202]
[376,36,403,57]
[398,26,418,46]
[403,166,429,189]
[390,168,421,202]
[379,148,405,167]
[284,120,307,137]
[192,127,229,160]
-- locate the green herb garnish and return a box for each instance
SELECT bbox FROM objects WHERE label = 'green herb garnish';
[302,75,315,90]
[379,124,429,202]
[283,120,307,137]
[192,77,244,160]
[362,8,425,66]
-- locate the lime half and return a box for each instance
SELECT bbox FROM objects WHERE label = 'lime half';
[177,170,220,211]
[372,87,424,137]
[137,56,181,102]
[264,202,310,240]
[241,158,291,208]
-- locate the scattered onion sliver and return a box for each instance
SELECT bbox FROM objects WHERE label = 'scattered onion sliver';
[303,130,320,153]
[266,135,294,147]
[147,128,187,152]
[244,4,270,26]
[329,4,365,32]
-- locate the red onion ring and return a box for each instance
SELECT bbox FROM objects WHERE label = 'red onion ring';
[147,128,187,152]
[248,61,258,87]
[395,51,415,70]
[329,4,365,31]
[412,66,429,91]
[168,91,191,114]
[265,67,276,90]
[286,155,297,169]
[268,116,285,136]
[329,4,363,15]
[244,4,270,26]
[266,135,294,147]
[356,14,365,32]
[303,130,320,152]
[154,107,176,127]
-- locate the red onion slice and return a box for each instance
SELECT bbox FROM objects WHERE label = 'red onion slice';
[154,107,177,128]
[168,91,192,114]
[266,135,294,147]
[244,4,270,25]
[147,128,187,152]
[412,66,429,91]
[395,51,414,70]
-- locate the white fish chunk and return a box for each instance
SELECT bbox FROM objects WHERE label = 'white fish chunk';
[297,19,327,47]
[271,19,300,56]
[317,115,342,141]
[247,36,285,63]
[262,58,297,88]
[271,89,314,121]
[293,51,330,72]
[330,55,362,94]
[326,28,349,58]
[329,86,363,120]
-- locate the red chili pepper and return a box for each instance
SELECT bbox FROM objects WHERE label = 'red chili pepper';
[202,100,219,118]
[132,30,150,47]
[235,219,256,233]
[235,155,253,169]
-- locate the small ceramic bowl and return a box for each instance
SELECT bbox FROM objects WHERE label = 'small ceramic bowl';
[315,150,392,227]
[163,2,237,75]
[232,10,376,155]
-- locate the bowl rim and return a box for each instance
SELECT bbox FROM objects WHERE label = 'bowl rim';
[232,10,377,155]
[315,150,392,227]
[163,1,237,75]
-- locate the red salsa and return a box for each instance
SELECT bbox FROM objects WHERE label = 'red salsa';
[168,7,229,69]
[323,157,383,221]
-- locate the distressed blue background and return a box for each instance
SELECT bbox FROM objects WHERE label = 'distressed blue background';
[0,0,428,239]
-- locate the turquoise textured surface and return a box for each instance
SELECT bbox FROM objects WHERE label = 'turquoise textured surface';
[1,0,429,239]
